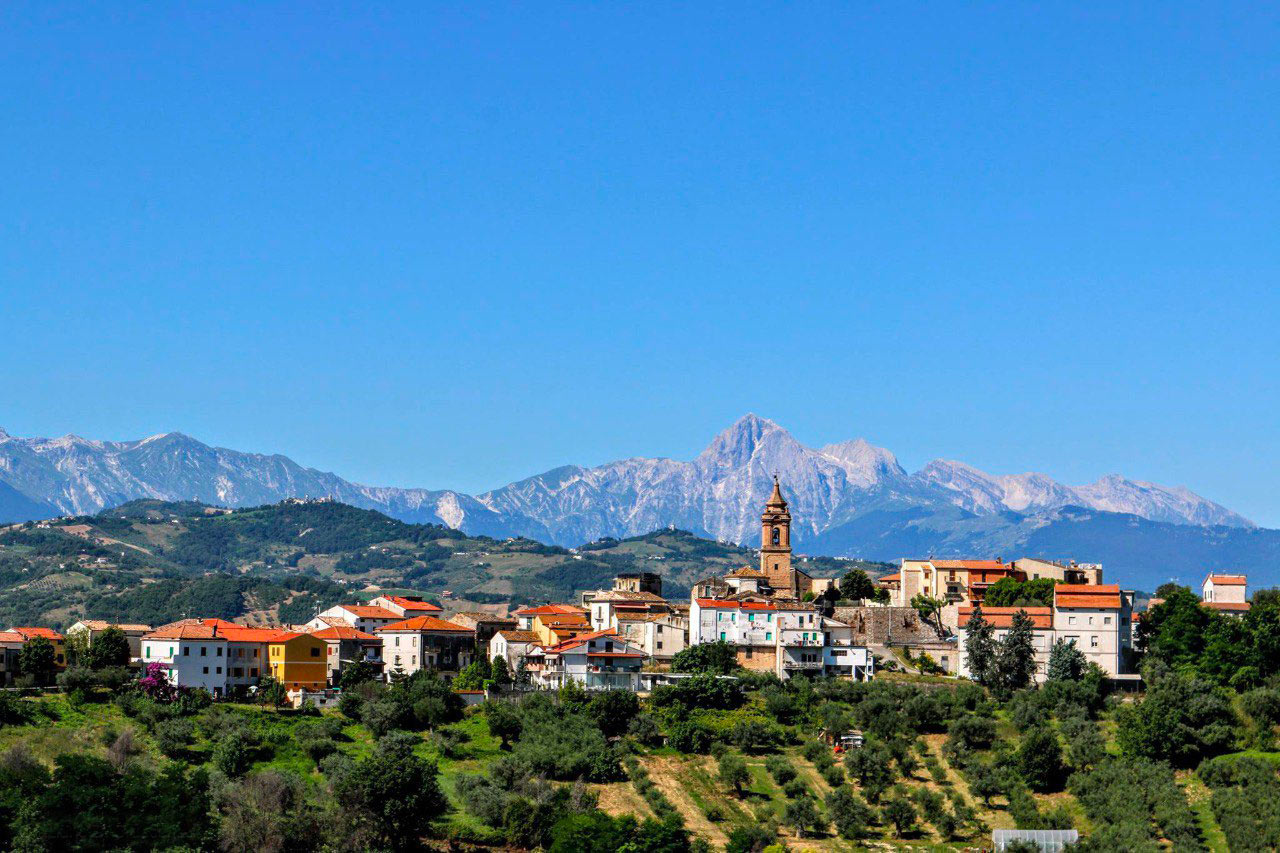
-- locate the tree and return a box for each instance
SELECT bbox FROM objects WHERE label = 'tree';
[784,794,825,837]
[331,734,447,851]
[1115,672,1236,767]
[453,659,491,691]
[882,794,918,836]
[845,742,896,803]
[490,656,512,689]
[486,700,523,749]
[18,637,56,685]
[1047,638,1087,682]
[725,824,775,853]
[911,593,949,638]
[587,689,640,738]
[1016,726,1066,792]
[992,610,1037,697]
[840,569,876,601]
[85,628,131,670]
[339,659,379,690]
[1136,587,1208,666]
[671,641,738,675]
[213,731,254,777]
[963,606,996,686]
[986,577,1057,608]
[826,787,873,839]
[718,753,751,796]
[257,676,290,709]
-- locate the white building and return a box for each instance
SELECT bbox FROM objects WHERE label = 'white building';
[955,606,1055,682]
[614,612,689,662]
[367,594,444,618]
[530,630,647,691]
[376,616,474,679]
[308,604,403,634]
[1201,574,1250,614]
[488,629,540,671]
[1052,585,1132,676]
[140,623,231,696]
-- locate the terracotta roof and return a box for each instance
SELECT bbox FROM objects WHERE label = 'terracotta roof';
[0,631,25,643]
[10,627,65,641]
[73,620,154,632]
[450,611,516,624]
[312,625,380,641]
[335,605,401,620]
[495,630,540,643]
[726,567,768,579]
[592,590,667,602]
[931,559,1007,570]
[541,629,635,655]
[381,595,443,612]
[878,573,900,583]
[315,615,354,628]
[1204,574,1247,586]
[144,624,224,640]
[196,619,288,643]
[1203,601,1251,612]
[1054,584,1122,610]
[958,606,1053,629]
[377,616,472,633]
[513,604,585,617]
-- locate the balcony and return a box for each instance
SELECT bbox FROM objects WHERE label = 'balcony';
[782,659,824,670]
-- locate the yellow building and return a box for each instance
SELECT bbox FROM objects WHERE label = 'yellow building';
[11,627,67,671]
[266,632,328,691]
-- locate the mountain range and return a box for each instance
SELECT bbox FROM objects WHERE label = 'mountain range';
[1,416,1274,589]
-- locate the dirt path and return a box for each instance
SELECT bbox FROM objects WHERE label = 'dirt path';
[641,755,730,848]
[592,781,655,821]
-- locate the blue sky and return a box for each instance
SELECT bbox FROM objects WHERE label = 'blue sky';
[1,4,1277,524]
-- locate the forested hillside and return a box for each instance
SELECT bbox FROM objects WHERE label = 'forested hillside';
[0,500,891,628]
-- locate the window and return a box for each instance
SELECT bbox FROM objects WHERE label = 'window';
[145,645,150,657]
[183,646,190,656]
[217,647,223,656]
[202,667,209,674]
[1068,616,1077,625]
[250,668,258,677]
[234,668,243,677]
[310,647,320,657]
[719,632,726,641]
[216,667,222,674]
[772,526,780,546]
[1090,636,1099,648]
[766,632,772,641]
[200,646,207,657]
[1104,616,1112,625]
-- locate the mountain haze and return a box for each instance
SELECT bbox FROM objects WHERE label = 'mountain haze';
[0,417,1266,588]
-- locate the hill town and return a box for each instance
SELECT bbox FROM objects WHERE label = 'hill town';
[0,481,1275,851]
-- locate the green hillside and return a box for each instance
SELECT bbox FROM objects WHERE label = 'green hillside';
[0,500,892,629]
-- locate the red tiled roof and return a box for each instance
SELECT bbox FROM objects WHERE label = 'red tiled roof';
[541,629,638,655]
[382,595,443,612]
[513,604,585,617]
[1054,584,1122,610]
[311,625,380,641]
[878,573,900,583]
[144,624,224,640]
[932,560,1007,570]
[377,616,472,633]
[336,605,401,620]
[11,627,65,641]
[1205,574,1247,586]
[0,631,25,643]
[726,567,768,579]
[1203,601,1251,612]
[958,606,1053,629]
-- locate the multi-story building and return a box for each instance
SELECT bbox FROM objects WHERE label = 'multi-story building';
[528,630,647,690]
[376,616,474,678]
[0,631,23,686]
[65,621,154,664]
[308,603,403,634]
[488,629,541,671]
[585,588,670,632]
[1052,584,1132,676]
[613,612,689,662]
[368,594,443,618]
[202,620,278,691]
[312,624,384,685]
[140,623,231,696]
[10,627,66,671]
[513,604,588,632]
[955,606,1055,681]
[1013,558,1103,585]
[894,559,1024,609]
[267,632,329,691]
[1202,574,1250,614]
[448,612,518,648]
[956,583,1135,682]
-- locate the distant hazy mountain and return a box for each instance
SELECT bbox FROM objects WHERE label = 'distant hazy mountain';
[0,417,1263,587]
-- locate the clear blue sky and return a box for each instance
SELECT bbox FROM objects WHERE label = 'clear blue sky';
[1,4,1277,524]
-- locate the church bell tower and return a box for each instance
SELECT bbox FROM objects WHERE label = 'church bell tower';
[760,476,794,592]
